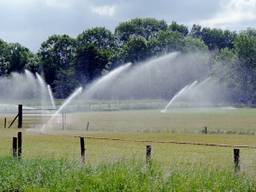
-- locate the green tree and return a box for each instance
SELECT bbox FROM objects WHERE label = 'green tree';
[0,39,10,76]
[75,28,116,83]
[75,45,109,84]
[38,34,77,97]
[190,24,202,38]
[201,28,236,50]
[53,69,78,98]
[0,40,36,76]
[117,36,149,64]
[183,36,208,52]
[148,31,184,54]
[115,18,168,42]
[212,48,243,103]
[25,54,40,73]
[234,29,256,104]
[235,29,256,69]
[190,25,236,50]
[77,27,117,53]
[5,43,34,73]
[212,48,238,82]
[168,22,189,36]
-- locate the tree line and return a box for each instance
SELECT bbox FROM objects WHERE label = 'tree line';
[0,18,255,104]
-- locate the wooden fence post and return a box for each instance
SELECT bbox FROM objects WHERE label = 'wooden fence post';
[204,126,208,134]
[12,137,17,158]
[234,148,240,172]
[17,132,22,158]
[80,137,85,164]
[86,122,90,131]
[146,145,152,164]
[4,117,6,128]
[18,104,23,128]
[62,113,65,130]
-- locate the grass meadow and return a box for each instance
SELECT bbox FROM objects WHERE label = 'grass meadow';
[1,108,256,191]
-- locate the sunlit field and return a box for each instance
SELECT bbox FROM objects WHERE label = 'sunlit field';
[1,108,256,166]
[2,107,256,190]
[65,108,256,134]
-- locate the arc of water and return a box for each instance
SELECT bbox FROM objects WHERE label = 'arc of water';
[55,87,83,115]
[161,77,212,112]
[24,70,38,100]
[145,52,179,66]
[181,80,198,100]
[84,63,132,99]
[24,70,35,81]
[161,84,190,112]
[196,77,211,89]
[41,87,83,133]
[47,85,56,109]
[187,81,198,90]
[36,72,51,107]
[36,72,47,88]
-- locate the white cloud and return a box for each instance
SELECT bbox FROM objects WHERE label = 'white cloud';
[199,0,256,28]
[91,5,116,17]
[1,0,254,51]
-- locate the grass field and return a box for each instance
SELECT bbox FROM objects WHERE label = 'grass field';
[1,108,256,167]
[1,158,255,191]
[1,107,256,190]
[64,108,256,134]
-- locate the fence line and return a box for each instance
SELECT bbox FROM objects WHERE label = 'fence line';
[83,136,256,149]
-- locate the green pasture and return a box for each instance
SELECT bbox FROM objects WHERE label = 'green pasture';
[1,158,255,191]
[1,108,256,190]
[64,108,256,134]
[1,108,256,172]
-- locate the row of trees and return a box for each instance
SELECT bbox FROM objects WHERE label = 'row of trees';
[0,18,255,104]
[212,29,256,104]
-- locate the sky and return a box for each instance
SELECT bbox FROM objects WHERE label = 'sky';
[0,0,255,51]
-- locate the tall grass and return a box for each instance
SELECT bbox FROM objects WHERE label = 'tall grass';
[0,158,255,191]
